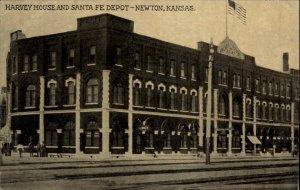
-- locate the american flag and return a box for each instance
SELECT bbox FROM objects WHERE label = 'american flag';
[228,0,246,25]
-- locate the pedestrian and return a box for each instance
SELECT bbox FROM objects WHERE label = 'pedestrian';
[28,141,34,157]
[36,143,41,157]
[41,141,46,157]
[17,143,24,158]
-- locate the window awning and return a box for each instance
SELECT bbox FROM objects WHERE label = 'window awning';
[247,136,262,145]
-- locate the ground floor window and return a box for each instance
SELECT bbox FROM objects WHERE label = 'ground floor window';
[85,121,99,147]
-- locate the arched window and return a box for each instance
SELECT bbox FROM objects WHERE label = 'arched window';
[180,125,188,148]
[191,91,198,112]
[146,131,154,148]
[86,78,98,103]
[26,85,36,107]
[45,122,58,146]
[218,131,227,149]
[281,105,285,121]
[63,121,75,146]
[269,104,273,120]
[133,83,141,106]
[233,100,240,117]
[190,124,198,148]
[158,87,165,108]
[85,121,99,147]
[256,102,261,118]
[146,85,153,107]
[111,120,125,147]
[113,82,124,104]
[286,106,290,122]
[181,90,187,111]
[218,96,226,115]
[170,88,176,110]
[246,100,252,118]
[262,103,267,119]
[67,81,75,105]
[163,127,172,148]
[232,130,240,148]
[49,83,56,106]
[274,105,279,121]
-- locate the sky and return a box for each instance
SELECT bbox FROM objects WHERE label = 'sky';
[0,0,299,87]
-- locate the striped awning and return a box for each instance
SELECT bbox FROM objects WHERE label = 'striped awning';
[247,136,262,145]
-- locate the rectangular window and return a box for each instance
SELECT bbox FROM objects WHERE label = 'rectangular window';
[50,52,56,68]
[134,52,140,69]
[32,54,37,71]
[116,47,122,65]
[295,88,299,99]
[170,60,175,76]
[205,67,208,82]
[180,62,186,78]
[218,70,222,84]
[280,84,284,97]
[237,74,241,87]
[68,49,75,67]
[89,46,96,64]
[262,80,266,94]
[159,57,165,74]
[269,82,273,95]
[191,64,196,80]
[286,85,290,98]
[274,83,278,95]
[233,74,237,87]
[246,76,251,90]
[23,55,29,72]
[146,54,152,71]
[255,79,260,92]
[223,71,227,85]
[12,56,17,74]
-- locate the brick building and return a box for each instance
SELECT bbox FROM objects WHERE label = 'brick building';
[6,14,299,157]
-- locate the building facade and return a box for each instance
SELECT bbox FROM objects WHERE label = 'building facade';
[6,14,299,157]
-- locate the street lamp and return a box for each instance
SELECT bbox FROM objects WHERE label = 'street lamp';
[205,38,214,165]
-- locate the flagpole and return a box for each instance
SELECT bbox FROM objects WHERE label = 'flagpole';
[226,0,228,37]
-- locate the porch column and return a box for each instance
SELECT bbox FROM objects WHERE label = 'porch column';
[6,83,12,144]
[212,89,218,155]
[127,74,133,156]
[253,96,257,154]
[39,76,45,144]
[102,70,111,157]
[198,86,204,150]
[241,94,246,156]
[75,73,81,155]
[227,91,233,156]
[291,102,294,152]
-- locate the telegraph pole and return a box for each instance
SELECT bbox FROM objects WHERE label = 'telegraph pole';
[205,38,214,165]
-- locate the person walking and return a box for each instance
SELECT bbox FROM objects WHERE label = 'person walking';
[17,143,24,158]
[36,143,41,157]
[28,141,34,157]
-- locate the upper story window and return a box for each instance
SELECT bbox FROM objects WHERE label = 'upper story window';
[218,96,226,115]
[191,64,196,80]
[222,71,227,85]
[255,78,260,92]
[274,83,278,96]
[25,85,36,108]
[180,62,186,78]
[23,55,29,72]
[12,56,17,74]
[32,54,37,71]
[295,87,299,100]
[89,46,96,65]
[68,49,75,67]
[233,73,237,87]
[280,83,284,97]
[286,84,290,98]
[268,81,273,95]
[67,81,75,105]
[133,83,141,106]
[48,83,56,106]
[205,67,208,82]
[170,60,176,76]
[86,78,98,104]
[246,76,251,91]
[13,86,18,109]
[158,86,165,108]
[237,74,241,87]
[113,82,124,104]
[180,89,187,111]
[146,54,153,71]
[134,52,141,69]
[146,84,153,107]
[158,57,165,74]
[170,88,176,110]
[116,47,122,66]
[50,52,56,69]
[262,80,266,94]
[191,91,198,112]
[218,70,222,84]
[233,99,240,117]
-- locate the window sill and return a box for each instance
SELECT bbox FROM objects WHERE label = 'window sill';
[66,66,75,69]
[169,109,178,112]
[111,147,124,149]
[85,102,98,105]
[85,146,99,149]
[133,105,143,108]
[163,147,172,150]
[24,107,36,109]
[48,68,56,71]
[13,108,18,111]
[115,64,123,67]
[62,146,75,148]
[12,73,17,75]
[145,106,156,109]
[146,70,153,73]
[63,104,76,107]
[180,77,187,80]
[180,110,189,113]
[30,70,38,72]
[113,103,124,106]
[145,147,155,150]
[45,105,58,108]
[219,84,228,87]
[233,87,241,90]
[87,63,96,66]
[190,111,199,114]
[158,108,167,111]
[170,75,176,78]
[191,78,197,81]
[134,68,141,71]
[21,71,28,73]
[158,73,165,76]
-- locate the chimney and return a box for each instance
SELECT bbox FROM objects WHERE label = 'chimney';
[10,30,26,41]
[283,52,289,72]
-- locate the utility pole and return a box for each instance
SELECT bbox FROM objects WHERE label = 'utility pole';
[206,38,214,165]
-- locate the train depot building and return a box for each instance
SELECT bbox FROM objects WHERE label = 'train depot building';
[5,14,299,158]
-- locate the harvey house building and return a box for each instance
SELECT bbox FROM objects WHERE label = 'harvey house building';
[5,14,299,157]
